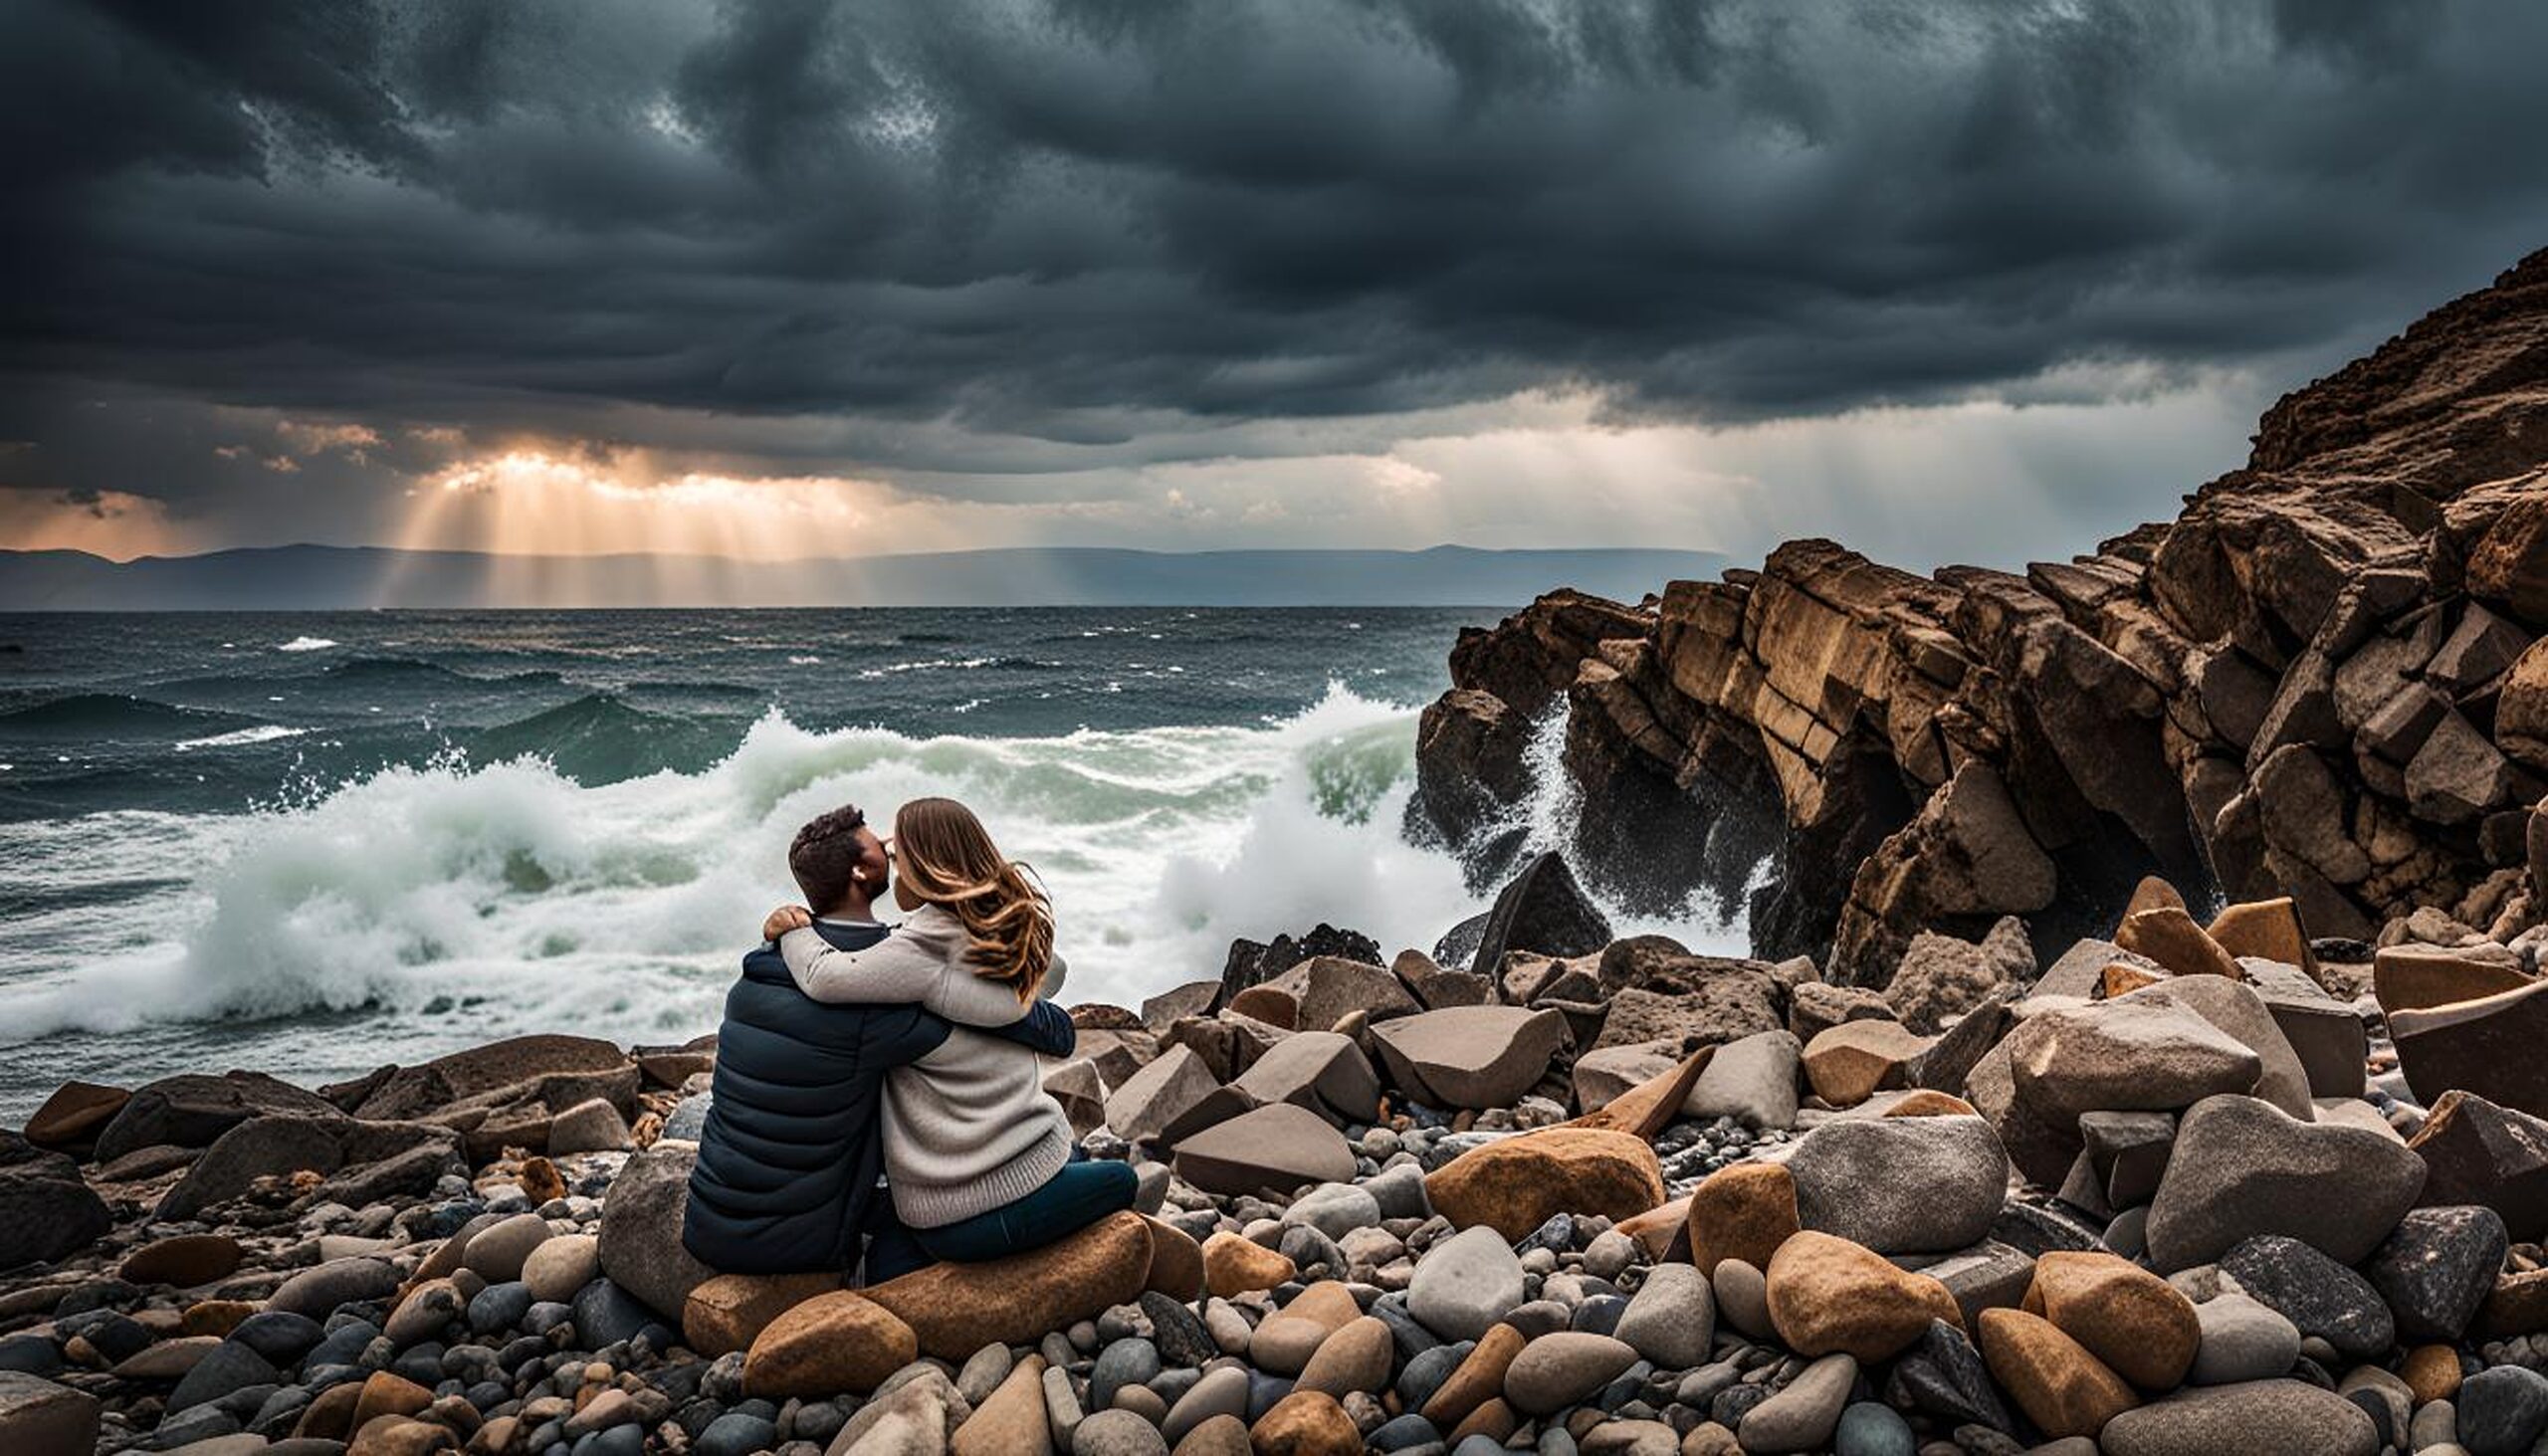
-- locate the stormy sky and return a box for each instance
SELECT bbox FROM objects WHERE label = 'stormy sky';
[4,0,2547,566]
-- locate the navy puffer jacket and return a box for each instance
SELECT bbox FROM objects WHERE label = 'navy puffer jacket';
[681,921,1074,1275]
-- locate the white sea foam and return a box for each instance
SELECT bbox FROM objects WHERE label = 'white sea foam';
[174,726,309,752]
[275,636,339,653]
[0,683,1745,1084]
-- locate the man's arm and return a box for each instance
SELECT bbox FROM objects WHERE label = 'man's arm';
[986,997,1076,1058]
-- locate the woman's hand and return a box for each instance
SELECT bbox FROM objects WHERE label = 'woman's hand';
[762,905,813,940]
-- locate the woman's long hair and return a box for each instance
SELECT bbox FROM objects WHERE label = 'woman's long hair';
[892,796,1053,1001]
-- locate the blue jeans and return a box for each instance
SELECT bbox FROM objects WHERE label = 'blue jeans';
[862,1151,1138,1284]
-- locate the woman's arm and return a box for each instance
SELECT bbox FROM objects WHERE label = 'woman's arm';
[775,914,1033,1028]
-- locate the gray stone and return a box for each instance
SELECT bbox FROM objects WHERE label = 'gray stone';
[1105,1044,1221,1144]
[1408,1225,1526,1342]
[2187,1293,2299,1385]
[1780,1115,2009,1255]
[1831,1399,1918,1456]
[1681,1030,1803,1130]
[2100,1379,2378,1456]
[1612,1262,1712,1369]
[1501,1332,1636,1416]
[2146,1094,2428,1271]
[596,1141,715,1321]
[1736,1352,1855,1453]
[0,1371,99,1455]
[2447,1364,2547,1456]
[1371,1006,1574,1111]
[1286,1182,1381,1242]
[265,1257,399,1320]
[1172,1103,1357,1199]
[1088,1338,1163,1415]
[2363,1205,2507,1343]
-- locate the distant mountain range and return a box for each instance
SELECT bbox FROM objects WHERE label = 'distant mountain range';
[0,544,1726,609]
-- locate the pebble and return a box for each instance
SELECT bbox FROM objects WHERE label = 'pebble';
[1612,1262,1712,1369]
[2188,1293,2301,1385]
[1736,1352,1856,1452]
[1073,1406,1168,1454]
[1831,1399,1917,1456]
[1504,1332,1638,1415]
[1407,1226,1527,1342]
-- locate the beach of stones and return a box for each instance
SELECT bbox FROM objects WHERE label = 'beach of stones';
[9,843,2548,1456]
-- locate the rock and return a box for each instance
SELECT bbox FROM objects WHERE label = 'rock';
[1422,1128,1664,1242]
[1230,1031,1382,1128]
[2363,1206,2507,1343]
[94,1071,341,1163]
[1613,1261,1712,1369]
[1408,1226,1527,1342]
[521,1232,599,1304]
[158,1113,462,1222]
[1800,1020,1931,1108]
[1420,1323,1525,1429]
[2457,1364,2548,1456]
[1681,1030,1803,1129]
[1712,1257,1772,1342]
[1372,1006,1573,1111]
[829,1367,969,1454]
[1090,1336,1164,1411]
[2410,709,2524,824]
[2402,1343,2461,1404]
[2117,974,2315,1121]
[1766,1231,1963,1361]
[23,1082,127,1152]
[1781,1114,2007,1255]
[1828,1400,1916,1456]
[2373,944,2535,1015]
[1296,1316,1393,1397]
[2145,1095,2427,1270]
[1285,1182,1381,1242]
[1976,1307,2138,1440]
[1886,920,2033,1036]
[2116,906,2243,979]
[1047,1059,1108,1137]
[1074,1407,1169,1455]
[2189,1291,2299,1387]
[1200,1232,1295,1299]
[1464,852,1613,978]
[1572,1046,1679,1114]
[458,1212,550,1284]
[701,1412,783,1456]
[595,1141,714,1321]
[2411,1091,2548,1242]
[1897,1239,2034,1331]
[2218,1235,2394,1359]
[1249,1388,1361,1456]
[1686,1161,1800,1274]
[1500,1331,1636,1415]
[382,1278,463,1346]
[1106,1045,1222,1145]
[268,1257,401,1319]
[0,1139,109,1268]
[544,1097,631,1153]
[2207,899,2320,984]
[2021,1252,2200,1390]
[1883,1319,2012,1434]
[0,1371,100,1454]
[1296,956,1422,1031]
[165,1339,279,1416]
[2393,981,2548,1119]
[864,1210,1153,1360]
[687,1271,843,1357]
[2010,999,2263,1129]
[570,1276,655,1348]
[1172,1104,1355,1197]
[1736,1352,1855,1454]
[2100,1379,2379,1456]
[1141,1217,1205,1303]
[119,1233,243,1288]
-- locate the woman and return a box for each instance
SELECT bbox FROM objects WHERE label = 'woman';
[758,796,1135,1275]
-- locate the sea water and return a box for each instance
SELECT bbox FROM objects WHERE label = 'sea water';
[0,608,1746,1118]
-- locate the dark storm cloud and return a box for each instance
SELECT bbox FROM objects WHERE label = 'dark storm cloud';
[5,0,2548,520]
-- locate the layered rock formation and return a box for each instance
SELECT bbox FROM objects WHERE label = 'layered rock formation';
[1415,249,2548,985]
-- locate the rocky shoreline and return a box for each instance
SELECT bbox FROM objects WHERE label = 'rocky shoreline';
[6,853,2548,1456]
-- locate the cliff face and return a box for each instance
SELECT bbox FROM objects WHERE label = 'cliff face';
[1415,249,2548,984]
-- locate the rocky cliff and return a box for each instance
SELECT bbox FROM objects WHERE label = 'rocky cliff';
[1415,249,2548,985]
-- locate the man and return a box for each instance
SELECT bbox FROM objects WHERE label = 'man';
[682,803,1074,1282]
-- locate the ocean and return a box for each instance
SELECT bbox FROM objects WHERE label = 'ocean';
[0,608,1746,1120]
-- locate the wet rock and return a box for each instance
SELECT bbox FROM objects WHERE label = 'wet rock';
[0,1136,110,1268]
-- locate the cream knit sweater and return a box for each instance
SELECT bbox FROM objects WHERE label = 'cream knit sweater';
[777,904,1073,1227]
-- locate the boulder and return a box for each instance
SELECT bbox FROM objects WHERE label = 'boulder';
[1593,984,1781,1052]
[1140,979,1222,1031]
[1370,1006,1572,1111]
[0,1137,110,1268]
[2391,980,2548,1117]
[1172,1104,1356,1198]
[2116,974,2315,1121]
[156,1115,462,1222]
[2217,1235,2395,1358]
[2363,1205,2508,1343]
[863,1210,1153,1360]
[94,1070,341,1163]
[1104,1045,1221,1145]
[2021,1251,2200,1390]
[1463,852,1612,977]
[0,1371,101,1454]
[596,1141,716,1321]
[2372,943,2533,1015]
[1294,956,1421,1030]
[2409,1091,2548,1242]
[2010,999,2262,1128]
[22,1082,127,1153]
[341,1034,630,1120]
[1423,1128,1666,1242]
[1570,1046,1677,1115]
[1780,1115,2008,1255]
[1886,919,2033,1035]
[1976,1307,2138,1440]
[1686,1161,1801,1275]
[1680,1029,1802,1129]
[2115,907,2242,979]
[1766,1231,1963,1361]
[2206,899,2321,987]
[2145,1095,2427,1270]
[1800,1020,1931,1108]
[1229,1031,1380,1127]
[544,1097,632,1154]
[1044,1058,1106,1137]
[741,1289,918,1396]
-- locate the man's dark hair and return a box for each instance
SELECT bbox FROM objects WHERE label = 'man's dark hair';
[788,804,867,912]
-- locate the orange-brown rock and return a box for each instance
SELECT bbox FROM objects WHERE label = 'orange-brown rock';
[2116,907,2241,979]
[742,1290,918,1397]
[1249,1389,1361,1456]
[2403,1344,2462,1404]
[1447,1395,1520,1446]
[1801,1020,1931,1107]
[2208,897,2321,984]
[181,1300,258,1338]
[348,1371,435,1430]
[120,1233,244,1287]
[1877,1090,1977,1118]
[1423,1128,1665,1242]
[951,1354,1051,1456]
[1978,1307,2139,1439]
[2480,1268,2548,1338]
[1563,1047,1713,1140]
[863,1209,1151,1360]
[1765,1230,1962,1360]
[683,1271,841,1358]
[1420,1323,1526,1429]
[1686,1161,1800,1274]
[2021,1251,2200,1389]
[1616,1193,1694,1259]
[1142,1215,1204,1302]
[1202,1230,1296,1298]
[294,1380,365,1441]
[347,1416,458,1456]
[2124,877,2188,920]
[2373,944,2534,1015]
[2102,963,2168,998]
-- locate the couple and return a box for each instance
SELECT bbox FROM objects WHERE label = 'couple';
[682,796,1134,1284]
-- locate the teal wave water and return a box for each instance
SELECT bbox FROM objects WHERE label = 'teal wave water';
[0,609,1746,1117]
